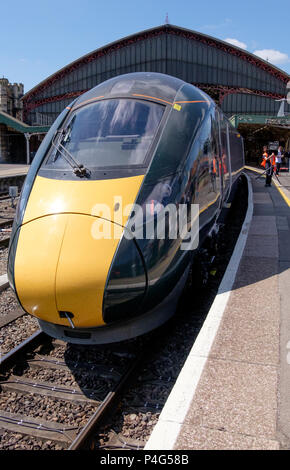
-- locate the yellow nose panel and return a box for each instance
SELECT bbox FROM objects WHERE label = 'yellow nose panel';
[55,214,120,328]
[15,173,144,329]
[14,214,68,322]
[15,214,122,328]
[23,175,144,224]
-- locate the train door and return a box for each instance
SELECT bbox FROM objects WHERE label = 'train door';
[193,112,222,230]
[216,109,225,203]
[218,113,231,202]
[226,122,232,193]
[211,114,222,207]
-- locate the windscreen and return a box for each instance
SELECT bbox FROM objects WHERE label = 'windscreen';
[44,99,164,170]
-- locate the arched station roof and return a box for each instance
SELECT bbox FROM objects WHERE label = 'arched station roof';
[22,24,290,122]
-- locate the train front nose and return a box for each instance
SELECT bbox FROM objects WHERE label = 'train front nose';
[10,173,146,330]
[13,213,127,328]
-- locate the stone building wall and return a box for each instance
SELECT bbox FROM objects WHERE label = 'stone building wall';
[0,124,8,161]
[0,78,24,162]
[0,78,24,117]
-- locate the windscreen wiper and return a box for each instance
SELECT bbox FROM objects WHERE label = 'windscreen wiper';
[52,130,90,177]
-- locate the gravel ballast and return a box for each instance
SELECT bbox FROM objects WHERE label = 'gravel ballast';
[0,248,8,276]
[0,288,19,317]
[0,315,39,355]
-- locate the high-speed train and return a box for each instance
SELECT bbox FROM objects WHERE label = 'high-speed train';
[8,72,244,344]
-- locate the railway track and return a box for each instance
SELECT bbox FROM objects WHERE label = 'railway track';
[0,238,10,249]
[0,219,13,228]
[0,194,12,202]
[0,308,25,329]
[0,328,147,450]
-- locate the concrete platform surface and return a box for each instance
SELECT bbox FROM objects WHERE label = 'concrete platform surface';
[146,170,290,450]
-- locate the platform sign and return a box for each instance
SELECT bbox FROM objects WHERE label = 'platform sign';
[268,141,279,150]
[266,117,290,127]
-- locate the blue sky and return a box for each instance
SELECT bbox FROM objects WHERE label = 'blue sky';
[1,0,289,92]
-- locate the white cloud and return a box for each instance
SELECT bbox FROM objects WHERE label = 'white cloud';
[253,49,290,65]
[224,38,247,49]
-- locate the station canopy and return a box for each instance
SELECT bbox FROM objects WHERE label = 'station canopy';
[0,110,49,135]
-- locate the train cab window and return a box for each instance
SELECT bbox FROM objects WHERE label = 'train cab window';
[44,99,164,171]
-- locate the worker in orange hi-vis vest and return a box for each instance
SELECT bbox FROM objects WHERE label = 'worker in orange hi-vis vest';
[262,149,275,187]
[261,145,268,168]
[270,152,276,172]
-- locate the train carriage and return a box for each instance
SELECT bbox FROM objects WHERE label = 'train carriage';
[8,72,244,344]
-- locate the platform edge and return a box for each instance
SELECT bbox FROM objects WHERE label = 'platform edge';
[144,173,254,450]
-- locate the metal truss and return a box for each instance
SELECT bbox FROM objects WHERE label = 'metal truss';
[24,90,86,113]
[195,83,287,105]
[24,84,287,116]
[22,25,289,114]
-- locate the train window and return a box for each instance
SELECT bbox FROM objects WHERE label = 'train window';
[44,99,164,170]
[193,113,221,215]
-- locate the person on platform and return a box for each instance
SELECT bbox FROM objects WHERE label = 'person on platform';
[266,152,275,187]
[276,146,283,175]
[261,146,268,169]
[261,147,275,187]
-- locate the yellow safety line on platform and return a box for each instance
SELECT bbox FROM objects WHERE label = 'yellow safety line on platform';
[275,184,290,207]
[244,165,290,208]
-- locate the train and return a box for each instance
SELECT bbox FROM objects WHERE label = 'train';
[8,72,244,344]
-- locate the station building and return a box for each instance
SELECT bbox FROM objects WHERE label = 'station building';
[0,78,24,162]
[11,24,290,163]
[0,78,49,164]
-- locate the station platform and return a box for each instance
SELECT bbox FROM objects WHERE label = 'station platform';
[145,168,290,450]
[0,164,29,178]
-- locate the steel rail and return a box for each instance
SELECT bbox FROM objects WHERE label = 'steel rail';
[0,326,145,450]
[0,330,46,371]
[68,355,142,450]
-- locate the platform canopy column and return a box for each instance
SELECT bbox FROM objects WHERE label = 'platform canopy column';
[24,133,31,165]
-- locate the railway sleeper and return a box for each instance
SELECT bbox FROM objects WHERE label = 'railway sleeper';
[27,355,125,380]
[0,308,25,329]
[0,409,78,446]
[1,375,101,404]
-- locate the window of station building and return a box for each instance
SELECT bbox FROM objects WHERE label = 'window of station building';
[44,98,165,170]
